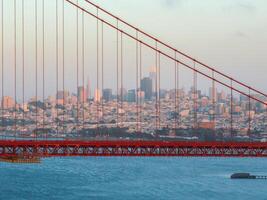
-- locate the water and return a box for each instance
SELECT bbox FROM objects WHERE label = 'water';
[1,157,267,200]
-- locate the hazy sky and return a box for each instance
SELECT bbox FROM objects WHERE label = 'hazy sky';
[93,0,267,91]
[1,0,267,101]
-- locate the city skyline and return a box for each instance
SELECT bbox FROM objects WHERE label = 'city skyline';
[1,0,266,101]
[1,1,267,199]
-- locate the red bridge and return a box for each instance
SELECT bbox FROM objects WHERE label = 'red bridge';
[0,0,266,159]
[1,140,267,157]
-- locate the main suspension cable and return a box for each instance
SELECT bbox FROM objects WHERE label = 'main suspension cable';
[82,0,267,101]
[65,0,266,107]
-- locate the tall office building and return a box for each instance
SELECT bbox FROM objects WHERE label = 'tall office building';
[127,89,136,102]
[149,67,157,94]
[137,90,145,104]
[78,86,87,102]
[209,87,217,102]
[57,90,69,100]
[141,77,153,100]
[119,88,127,101]
[103,89,112,102]
[94,89,102,103]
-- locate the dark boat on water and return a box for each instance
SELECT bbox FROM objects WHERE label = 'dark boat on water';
[231,173,267,179]
[231,173,256,179]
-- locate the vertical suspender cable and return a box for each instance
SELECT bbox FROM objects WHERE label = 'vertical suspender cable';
[177,60,180,127]
[62,0,65,134]
[193,61,197,128]
[22,0,25,132]
[139,41,142,132]
[155,41,158,130]
[158,52,161,129]
[14,0,17,139]
[35,0,38,139]
[1,0,4,139]
[212,70,215,127]
[42,0,45,138]
[248,88,251,136]
[56,0,59,135]
[120,31,123,126]
[116,19,119,127]
[136,30,139,132]
[76,0,79,133]
[230,79,233,138]
[96,8,99,130]
[82,10,85,129]
[174,51,177,129]
[101,21,104,124]
[265,106,267,132]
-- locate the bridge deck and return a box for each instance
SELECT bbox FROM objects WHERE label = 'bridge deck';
[1,140,267,157]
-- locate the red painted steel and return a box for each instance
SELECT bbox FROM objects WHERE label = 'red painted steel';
[1,140,267,158]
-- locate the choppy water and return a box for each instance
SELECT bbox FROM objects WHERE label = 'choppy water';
[1,157,267,200]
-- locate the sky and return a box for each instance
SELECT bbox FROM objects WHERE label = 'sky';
[1,0,267,101]
[92,0,267,90]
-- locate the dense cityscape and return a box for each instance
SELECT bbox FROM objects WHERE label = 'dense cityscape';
[1,68,267,142]
[1,1,267,200]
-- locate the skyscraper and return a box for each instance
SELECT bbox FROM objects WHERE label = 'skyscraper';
[127,89,136,102]
[209,87,217,102]
[149,67,157,94]
[56,91,69,100]
[94,89,102,103]
[103,89,112,102]
[141,77,153,100]
[78,86,87,102]
[137,90,145,104]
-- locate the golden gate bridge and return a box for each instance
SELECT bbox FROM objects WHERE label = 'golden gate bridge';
[0,0,267,160]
